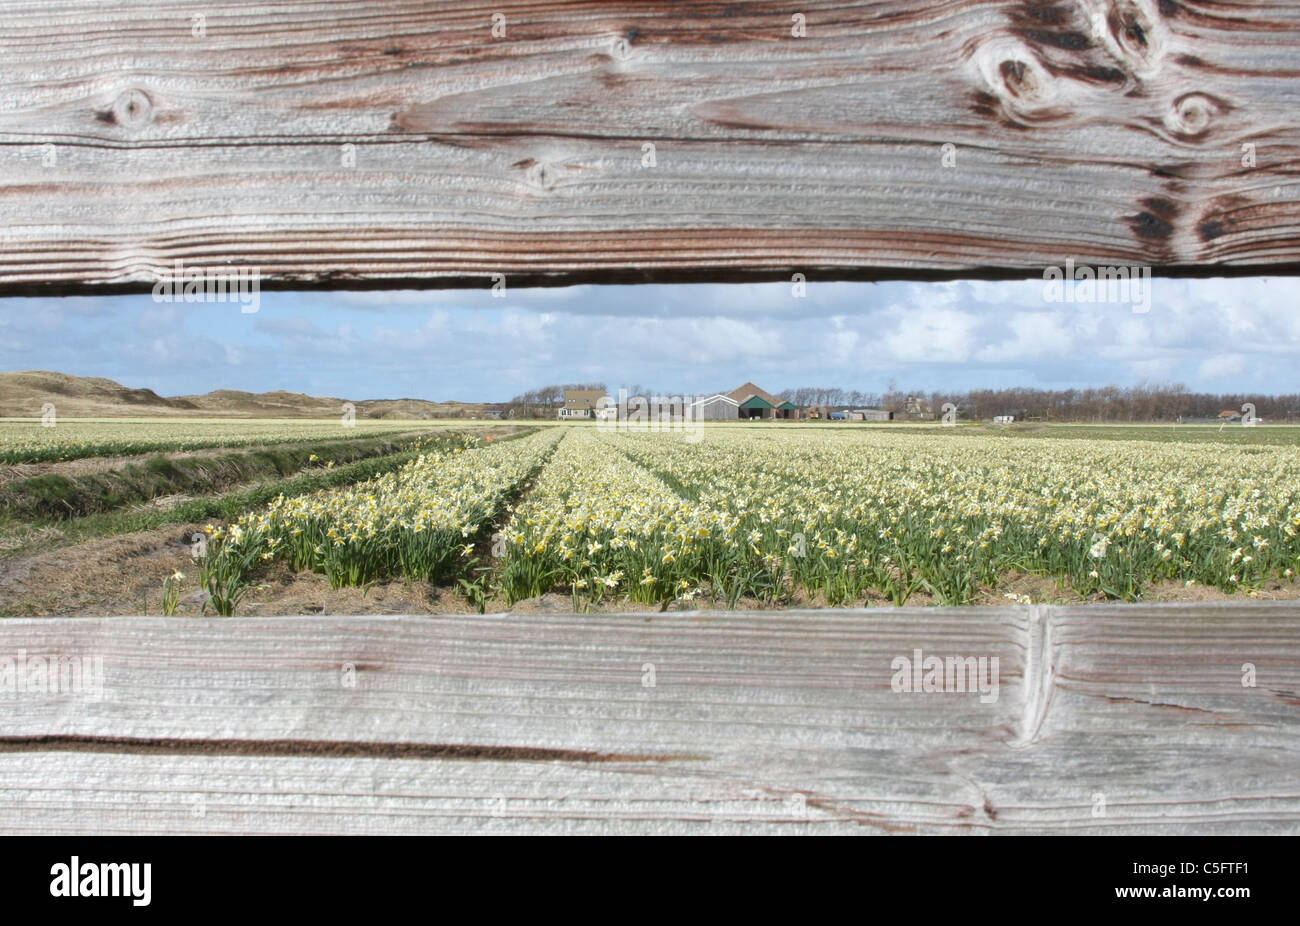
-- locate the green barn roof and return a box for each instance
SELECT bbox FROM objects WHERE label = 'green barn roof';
[738,395,774,409]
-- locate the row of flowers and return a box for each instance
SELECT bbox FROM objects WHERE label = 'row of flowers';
[497,431,742,604]
[198,429,560,611]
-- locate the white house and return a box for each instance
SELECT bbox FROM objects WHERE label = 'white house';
[557,389,605,419]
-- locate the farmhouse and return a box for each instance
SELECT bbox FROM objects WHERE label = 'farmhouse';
[557,389,604,419]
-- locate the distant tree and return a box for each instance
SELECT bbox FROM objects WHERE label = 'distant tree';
[771,383,1298,423]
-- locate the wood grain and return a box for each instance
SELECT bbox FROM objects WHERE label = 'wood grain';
[0,603,1295,834]
[1,0,1299,293]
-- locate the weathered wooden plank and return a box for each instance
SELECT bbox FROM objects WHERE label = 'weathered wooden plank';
[0,610,1032,751]
[0,604,1295,834]
[2,0,1299,293]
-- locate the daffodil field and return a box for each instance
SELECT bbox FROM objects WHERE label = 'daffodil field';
[0,418,433,465]
[200,425,1300,612]
[199,429,560,612]
[497,431,742,605]
[604,429,1300,605]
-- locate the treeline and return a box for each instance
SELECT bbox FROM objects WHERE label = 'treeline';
[781,382,1300,422]
[502,382,605,419]
[501,381,1300,422]
[783,386,885,408]
[954,385,1300,422]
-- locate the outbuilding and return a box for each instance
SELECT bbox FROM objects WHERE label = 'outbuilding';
[688,394,740,420]
[725,382,786,420]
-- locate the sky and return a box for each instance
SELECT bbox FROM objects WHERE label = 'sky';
[1,276,1296,402]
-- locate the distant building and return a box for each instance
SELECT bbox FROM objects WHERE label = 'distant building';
[599,382,804,422]
[558,389,605,419]
[687,394,739,420]
[805,405,890,421]
[725,382,800,420]
[993,414,1015,425]
[903,395,929,419]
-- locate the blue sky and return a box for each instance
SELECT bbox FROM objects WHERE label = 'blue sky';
[1,277,1296,401]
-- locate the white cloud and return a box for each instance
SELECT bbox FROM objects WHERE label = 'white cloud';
[1196,353,1246,383]
[880,306,977,363]
[975,311,1071,362]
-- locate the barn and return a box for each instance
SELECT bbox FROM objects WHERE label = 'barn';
[725,382,796,420]
[688,394,739,420]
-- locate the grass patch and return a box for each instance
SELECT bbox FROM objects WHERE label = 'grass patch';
[0,433,433,520]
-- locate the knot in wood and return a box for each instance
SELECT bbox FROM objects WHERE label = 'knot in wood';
[973,37,1059,123]
[610,36,633,62]
[1092,0,1166,77]
[526,160,555,191]
[1167,92,1220,139]
[110,88,153,128]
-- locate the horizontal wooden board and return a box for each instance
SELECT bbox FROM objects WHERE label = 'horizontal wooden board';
[1,0,1299,293]
[0,603,1296,834]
